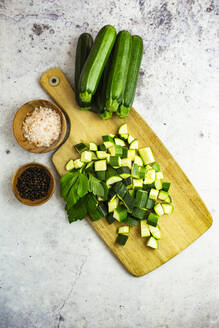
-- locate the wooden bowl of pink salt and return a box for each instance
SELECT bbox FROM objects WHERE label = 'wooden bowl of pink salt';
[13,99,67,153]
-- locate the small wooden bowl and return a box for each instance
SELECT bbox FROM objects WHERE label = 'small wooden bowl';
[12,162,56,206]
[13,99,67,153]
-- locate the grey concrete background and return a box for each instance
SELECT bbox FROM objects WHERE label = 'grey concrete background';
[0,0,219,327]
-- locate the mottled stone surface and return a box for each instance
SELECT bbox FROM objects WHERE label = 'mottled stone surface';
[0,0,219,327]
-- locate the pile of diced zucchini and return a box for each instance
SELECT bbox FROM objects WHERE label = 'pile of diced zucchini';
[65,124,173,249]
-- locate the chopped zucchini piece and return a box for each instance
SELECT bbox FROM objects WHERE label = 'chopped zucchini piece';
[96,170,106,181]
[96,151,108,159]
[108,197,119,213]
[131,163,139,178]
[139,147,155,165]
[149,225,161,239]
[145,198,155,210]
[127,149,136,161]
[156,171,163,180]
[105,166,117,179]
[108,188,117,201]
[98,144,107,151]
[158,190,169,201]
[102,135,114,148]
[121,158,132,169]
[162,182,171,192]
[109,156,121,167]
[140,220,150,237]
[121,147,128,158]
[136,190,148,209]
[123,176,132,187]
[117,166,131,175]
[94,159,107,171]
[132,207,148,220]
[123,215,138,226]
[134,155,143,166]
[116,234,128,245]
[162,203,174,214]
[129,139,139,150]
[85,161,94,173]
[147,236,158,249]
[120,133,129,140]
[143,182,155,191]
[155,179,162,190]
[65,159,74,171]
[89,142,97,151]
[154,203,164,216]
[149,188,159,200]
[144,169,156,184]
[118,123,128,135]
[152,162,160,172]
[106,175,122,187]
[106,213,115,224]
[114,138,126,147]
[147,212,159,227]
[118,225,130,234]
[113,205,127,222]
[74,159,84,169]
[165,195,172,203]
[132,179,143,190]
[81,151,92,162]
[91,152,97,160]
[128,134,135,144]
[74,143,88,153]
[123,192,136,212]
[138,167,146,179]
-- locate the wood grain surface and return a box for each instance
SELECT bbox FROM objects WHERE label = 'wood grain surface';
[40,68,212,276]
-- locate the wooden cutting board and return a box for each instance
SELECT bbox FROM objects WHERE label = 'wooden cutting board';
[40,68,212,277]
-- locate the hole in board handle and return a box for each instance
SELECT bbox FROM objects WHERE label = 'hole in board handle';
[49,76,60,87]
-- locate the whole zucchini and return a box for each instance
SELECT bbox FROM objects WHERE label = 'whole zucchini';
[75,33,93,110]
[92,52,112,114]
[117,35,143,118]
[79,25,116,103]
[105,30,132,112]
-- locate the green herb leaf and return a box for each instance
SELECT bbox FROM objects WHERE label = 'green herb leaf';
[60,172,79,201]
[77,173,89,198]
[67,196,88,223]
[88,174,104,197]
[67,178,80,207]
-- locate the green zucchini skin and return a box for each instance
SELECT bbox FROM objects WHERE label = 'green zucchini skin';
[118,35,143,118]
[75,33,93,110]
[105,30,132,112]
[92,53,112,114]
[79,25,117,103]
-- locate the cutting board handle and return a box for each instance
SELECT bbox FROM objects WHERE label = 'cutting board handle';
[40,67,78,124]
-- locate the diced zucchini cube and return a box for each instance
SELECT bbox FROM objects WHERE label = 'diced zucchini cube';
[149,188,159,200]
[140,220,150,237]
[162,203,174,214]
[133,179,143,190]
[96,151,108,159]
[95,160,107,171]
[118,123,128,135]
[102,135,114,148]
[109,156,121,167]
[116,234,128,246]
[144,169,156,184]
[131,163,139,178]
[108,197,119,213]
[134,155,143,166]
[155,179,163,190]
[156,171,163,180]
[74,159,84,169]
[118,225,130,234]
[158,190,169,201]
[89,142,98,151]
[129,139,139,150]
[147,212,159,227]
[121,158,132,169]
[113,205,127,221]
[154,203,164,216]
[147,236,158,249]
[128,149,136,161]
[139,147,155,165]
[115,138,126,147]
[128,134,135,144]
[81,151,92,162]
[65,159,74,171]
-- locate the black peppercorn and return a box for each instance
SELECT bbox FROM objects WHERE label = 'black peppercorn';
[16,166,51,201]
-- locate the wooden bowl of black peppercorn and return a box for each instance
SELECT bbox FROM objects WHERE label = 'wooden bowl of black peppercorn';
[12,162,56,206]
